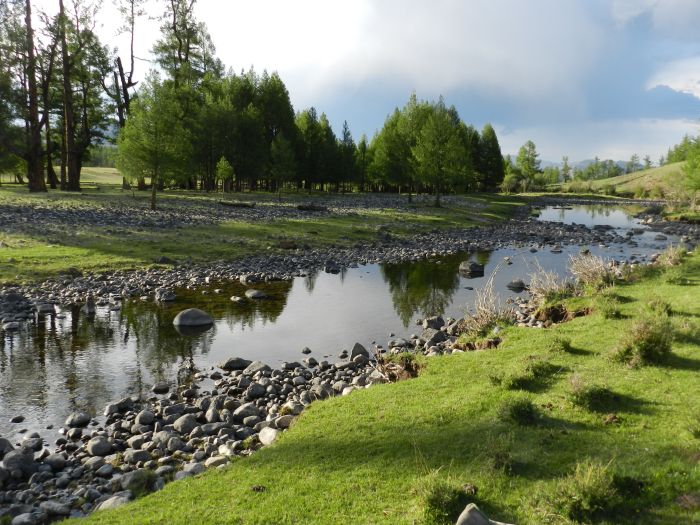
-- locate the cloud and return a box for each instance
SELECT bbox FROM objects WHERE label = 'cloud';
[649,56,700,99]
[611,0,700,39]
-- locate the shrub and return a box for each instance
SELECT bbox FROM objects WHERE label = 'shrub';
[568,253,614,289]
[528,261,576,304]
[613,313,673,366]
[657,244,686,267]
[597,295,622,319]
[463,267,515,336]
[645,296,672,316]
[569,374,616,412]
[497,395,538,425]
[545,460,622,522]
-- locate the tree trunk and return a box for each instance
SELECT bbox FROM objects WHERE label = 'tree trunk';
[25,0,46,193]
[59,0,80,192]
[150,172,157,211]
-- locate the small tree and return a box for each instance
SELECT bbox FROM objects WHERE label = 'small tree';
[215,155,234,192]
[516,140,541,181]
[117,72,190,210]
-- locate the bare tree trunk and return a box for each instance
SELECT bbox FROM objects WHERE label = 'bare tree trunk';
[59,0,79,191]
[25,0,46,192]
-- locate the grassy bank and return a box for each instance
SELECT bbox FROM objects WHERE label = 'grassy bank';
[74,251,699,524]
[0,181,523,284]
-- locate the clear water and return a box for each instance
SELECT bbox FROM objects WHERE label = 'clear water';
[0,205,676,440]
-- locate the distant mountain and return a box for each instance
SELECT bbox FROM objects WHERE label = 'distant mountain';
[574,159,627,171]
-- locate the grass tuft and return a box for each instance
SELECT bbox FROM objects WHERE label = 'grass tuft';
[497,395,538,426]
[612,313,673,367]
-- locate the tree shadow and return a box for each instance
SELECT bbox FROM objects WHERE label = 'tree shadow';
[658,353,700,371]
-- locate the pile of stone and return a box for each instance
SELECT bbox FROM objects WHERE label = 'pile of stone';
[0,344,383,524]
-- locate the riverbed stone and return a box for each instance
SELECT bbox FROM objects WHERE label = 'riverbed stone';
[86,437,112,457]
[151,382,170,395]
[95,492,131,511]
[218,356,252,371]
[173,414,198,434]
[123,449,151,464]
[120,469,154,493]
[350,342,370,359]
[421,328,447,347]
[172,308,214,327]
[1,447,37,477]
[242,360,271,375]
[39,501,70,517]
[204,456,229,468]
[43,453,66,471]
[258,427,280,446]
[135,410,155,426]
[233,402,259,420]
[65,412,91,428]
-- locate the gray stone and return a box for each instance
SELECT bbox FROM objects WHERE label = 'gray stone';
[182,462,206,475]
[39,501,70,516]
[1,447,37,477]
[204,456,229,468]
[95,464,114,478]
[242,360,271,375]
[11,513,40,525]
[151,430,174,448]
[0,437,13,459]
[135,410,155,426]
[274,415,294,429]
[84,456,106,471]
[246,383,267,399]
[155,289,176,302]
[120,468,154,493]
[455,503,514,525]
[258,427,280,446]
[218,356,252,371]
[87,437,112,456]
[172,308,214,327]
[123,449,151,464]
[506,279,527,292]
[233,402,260,420]
[421,328,447,346]
[173,414,198,434]
[151,382,170,394]
[95,492,131,511]
[65,411,91,428]
[459,261,485,276]
[422,316,445,330]
[350,342,370,359]
[303,357,318,368]
[43,453,66,471]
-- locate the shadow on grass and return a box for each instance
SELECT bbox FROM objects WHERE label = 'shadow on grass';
[659,353,700,371]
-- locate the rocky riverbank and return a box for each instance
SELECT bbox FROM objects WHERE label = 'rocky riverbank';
[0,342,390,524]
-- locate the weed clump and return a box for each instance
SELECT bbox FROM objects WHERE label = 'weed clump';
[645,296,672,316]
[492,356,559,391]
[417,471,470,525]
[597,295,622,319]
[569,374,616,412]
[463,267,515,336]
[528,262,576,304]
[497,395,538,425]
[612,313,673,366]
[657,244,686,267]
[545,460,622,522]
[547,335,574,354]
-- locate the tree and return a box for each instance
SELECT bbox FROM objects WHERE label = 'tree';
[269,133,296,200]
[24,0,46,191]
[561,155,572,182]
[515,140,541,183]
[626,153,640,174]
[215,155,234,192]
[412,100,466,207]
[643,155,652,170]
[478,123,504,190]
[338,120,356,192]
[500,155,523,193]
[117,72,191,210]
[355,134,369,192]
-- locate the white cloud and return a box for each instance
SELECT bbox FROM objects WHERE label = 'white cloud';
[649,56,700,99]
[611,0,700,38]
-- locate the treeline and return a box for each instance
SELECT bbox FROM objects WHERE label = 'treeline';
[663,134,700,165]
[0,0,505,207]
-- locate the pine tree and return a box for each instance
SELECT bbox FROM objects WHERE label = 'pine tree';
[478,124,504,191]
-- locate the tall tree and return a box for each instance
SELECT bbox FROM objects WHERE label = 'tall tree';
[412,100,466,207]
[24,0,46,191]
[478,123,504,191]
[516,140,541,182]
[269,133,296,200]
[561,155,572,182]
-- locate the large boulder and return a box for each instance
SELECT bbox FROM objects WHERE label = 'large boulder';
[86,437,112,457]
[350,343,370,360]
[173,414,198,434]
[258,427,280,446]
[172,308,214,327]
[421,328,447,347]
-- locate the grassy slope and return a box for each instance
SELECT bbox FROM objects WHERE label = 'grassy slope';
[76,254,700,525]
[0,184,523,283]
[586,162,685,195]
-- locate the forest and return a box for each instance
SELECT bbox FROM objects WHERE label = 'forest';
[0,0,505,208]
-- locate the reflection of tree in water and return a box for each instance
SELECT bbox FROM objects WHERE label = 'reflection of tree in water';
[0,307,121,420]
[380,254,463,328]
[304,270,319,293]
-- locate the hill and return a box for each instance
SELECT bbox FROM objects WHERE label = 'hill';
[564,162,686,198]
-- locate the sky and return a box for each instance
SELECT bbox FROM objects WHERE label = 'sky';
[34,0,700,162]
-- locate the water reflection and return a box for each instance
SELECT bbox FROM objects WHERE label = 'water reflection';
[0,205,677,439]
[381,251,493,327]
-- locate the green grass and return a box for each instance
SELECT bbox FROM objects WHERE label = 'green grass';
[0,185,524,283]
[557,163,686,198]
[74,252,700,524]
